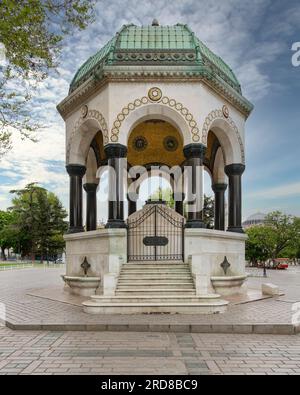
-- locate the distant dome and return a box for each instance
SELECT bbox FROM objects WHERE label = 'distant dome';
[69,22,242,95]
[243,212,267,228]
[246,212,267,221]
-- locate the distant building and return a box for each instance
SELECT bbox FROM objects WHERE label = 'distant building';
[243,212,267,229]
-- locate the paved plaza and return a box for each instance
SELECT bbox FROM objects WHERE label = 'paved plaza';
[0,266,299,331]
[0,266,299,375]
[0,328,300,375]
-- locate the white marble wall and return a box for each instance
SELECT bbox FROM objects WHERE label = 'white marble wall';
[64,228,127,295]
[185,228,247,276]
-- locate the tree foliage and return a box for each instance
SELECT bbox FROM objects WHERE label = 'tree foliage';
[0,183,68,260]
[246,211,300,263]
[0,209,17,259]
[0,0,95,156]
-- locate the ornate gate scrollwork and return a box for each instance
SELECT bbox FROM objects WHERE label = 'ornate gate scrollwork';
[127,204,184,262]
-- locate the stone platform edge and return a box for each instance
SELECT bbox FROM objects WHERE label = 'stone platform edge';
[4,321,299,335]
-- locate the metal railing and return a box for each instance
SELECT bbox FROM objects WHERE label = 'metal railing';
[0,261,65,271]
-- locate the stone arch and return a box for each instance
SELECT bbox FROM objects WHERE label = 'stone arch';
[84,147,99,185]
[213,146,227,185]
[67,109,108,165]
[201,109,245,165]
[110,96,200,146]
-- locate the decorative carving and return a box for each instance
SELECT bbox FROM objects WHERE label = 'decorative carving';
[133,136,148,151]
[201,108,245,164]
[67,109,109,163]
[110,95,200,143]
[148,87,162,102]
[81,104,88,118]
[81,257,91,276]
[220,256,231,275]
[222,105,229,118]
[163,136,178,151]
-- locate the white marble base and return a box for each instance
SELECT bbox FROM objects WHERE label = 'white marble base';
[62,275,101,297]
[262,283,280,296]
[211,275,248,296]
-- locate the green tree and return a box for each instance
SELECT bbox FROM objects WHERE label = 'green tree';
[245,226,273,265]
[246,211,300,264]
[149,187,175,208]
[0,210,17,259]
[0,0,95,156]
[9,183,68,260]
[203,195,214,229]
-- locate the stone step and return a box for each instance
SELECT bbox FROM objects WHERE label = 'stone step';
[116,289,196,296]
[118,279,193,285]
[120,269,191,273]
[82,300,229,314]
[90,294,221,303]
[123,263,189,269]
[119,275,193,280]
[117,282,194,289]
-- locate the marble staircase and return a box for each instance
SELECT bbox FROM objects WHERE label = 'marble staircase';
[82,262,228,314]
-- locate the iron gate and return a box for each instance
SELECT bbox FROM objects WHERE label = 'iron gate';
[127,204,184,262]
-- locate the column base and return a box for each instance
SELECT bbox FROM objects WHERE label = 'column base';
[105,220,127,229]
[185,220,207,229]
[227,226,245,234]
[67,226,85,234]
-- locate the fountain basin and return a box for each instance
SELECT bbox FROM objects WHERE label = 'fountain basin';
[62,275,101,296]
[211,275,247,296]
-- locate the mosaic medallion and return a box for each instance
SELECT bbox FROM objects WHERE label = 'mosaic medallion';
[133,136,148,151]
[148,87,162,102]
[163,136,178,151]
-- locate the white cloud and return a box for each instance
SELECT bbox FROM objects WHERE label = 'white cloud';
[246,181,300,200]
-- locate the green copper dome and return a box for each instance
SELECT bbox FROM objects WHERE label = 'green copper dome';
[70,22,241,95]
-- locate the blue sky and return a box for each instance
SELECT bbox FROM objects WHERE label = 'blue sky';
[0,0,300,221]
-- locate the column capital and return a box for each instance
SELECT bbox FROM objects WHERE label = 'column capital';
[212,183,228,193]
[104,144,127,159]
[225,163,245,176]
[66,164,86,177]
[83,183,98,193]
[183,143,206,160]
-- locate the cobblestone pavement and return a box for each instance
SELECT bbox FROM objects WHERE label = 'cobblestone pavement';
[0,266,299,328]
[0,327,299,375]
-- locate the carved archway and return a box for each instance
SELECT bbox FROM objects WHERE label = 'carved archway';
[110,95,200,145]
[201,108,245,164]
[67,109,108,164]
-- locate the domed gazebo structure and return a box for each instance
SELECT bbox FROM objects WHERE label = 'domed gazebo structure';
[57,21,253,314]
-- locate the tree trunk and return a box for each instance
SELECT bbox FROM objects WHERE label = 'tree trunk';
[1,246,7,261]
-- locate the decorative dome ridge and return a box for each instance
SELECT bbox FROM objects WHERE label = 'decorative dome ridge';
[69,23,242,96]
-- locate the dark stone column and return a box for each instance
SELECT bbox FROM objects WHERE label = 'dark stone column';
[104,144,127,228]
[212,183,227,231]
[127,193,137,216]
[174,192,185,216]
[183,144,206,228]
[83,183,98,231]
[66,164,86,233]
[225,164,245,233]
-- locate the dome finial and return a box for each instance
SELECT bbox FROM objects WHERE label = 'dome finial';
[152,19,159,26]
